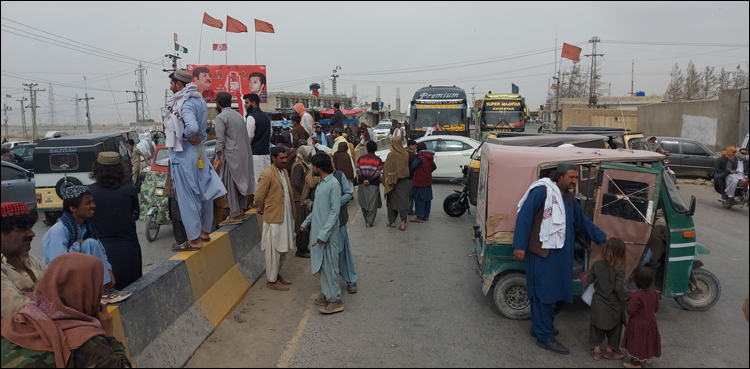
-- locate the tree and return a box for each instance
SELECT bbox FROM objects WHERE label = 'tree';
[717,67,731,91]
[701,66,718,99]
[731,64,749,89]
[683,60,703,100]
[664,63,685,101]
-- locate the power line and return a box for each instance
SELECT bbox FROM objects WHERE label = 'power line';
[604,40,749,47]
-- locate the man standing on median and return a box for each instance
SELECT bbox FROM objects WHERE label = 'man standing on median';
[301,153,344,314]
[214,92,254,227]
[255,147,295,291]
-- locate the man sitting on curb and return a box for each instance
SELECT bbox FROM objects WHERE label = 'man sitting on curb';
[1,202,47,319]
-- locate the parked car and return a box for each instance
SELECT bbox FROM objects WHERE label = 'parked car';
[9,143,36,171]
[654,137,718,177]
[2,141,30,150]
[376,135,480,178]
[373,121,393,140]
[1,161,37,214]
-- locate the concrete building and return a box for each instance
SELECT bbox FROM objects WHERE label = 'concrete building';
[261,92,354,113]
[541,95,663,130]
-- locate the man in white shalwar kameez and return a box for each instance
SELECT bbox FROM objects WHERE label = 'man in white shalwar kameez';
[255,147,296,291]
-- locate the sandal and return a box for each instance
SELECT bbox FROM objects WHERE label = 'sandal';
[386,223,397,228]
[603,349,624,360]
[172,241,202,252]
[591,349,602,361]
[399,225,406,231]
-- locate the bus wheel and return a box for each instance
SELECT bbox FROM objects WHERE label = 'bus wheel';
[675,268,721,311]
[494,273,530,320]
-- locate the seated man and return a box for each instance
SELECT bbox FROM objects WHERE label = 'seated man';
[42,185,115,290]
[1,202,47,319]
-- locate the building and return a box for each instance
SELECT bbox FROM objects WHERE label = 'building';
[262,92,354,112]
[541,95,663,131]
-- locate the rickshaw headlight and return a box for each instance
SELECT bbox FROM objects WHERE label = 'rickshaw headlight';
[682,231,695,239]
[155,188,164,196]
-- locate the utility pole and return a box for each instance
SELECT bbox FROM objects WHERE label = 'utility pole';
[78,94,94,133]
[16,98,27,140]
[126,90,141,123]
[630,59,635,96]
[48,83,57,127]
[136,63,151,122]
[163,53,181,74]
[3,103,11,138]
[73,94,82,129]
[23,83,45,141]
[553,70,561,131]
[584,36,604,108]
[331,66,340,97]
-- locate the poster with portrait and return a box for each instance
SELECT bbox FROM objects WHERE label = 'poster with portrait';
[185,65,268,110]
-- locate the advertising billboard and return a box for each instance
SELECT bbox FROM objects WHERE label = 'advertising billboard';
[185,65,268,112]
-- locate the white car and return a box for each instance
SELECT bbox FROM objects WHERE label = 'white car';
[373,121,392,140]
[376,135,480,178]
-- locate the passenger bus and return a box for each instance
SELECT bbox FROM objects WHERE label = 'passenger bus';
[477,93,529,138]
[409,85,469,139]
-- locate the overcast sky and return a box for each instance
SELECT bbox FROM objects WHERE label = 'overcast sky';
[1,1,748,127]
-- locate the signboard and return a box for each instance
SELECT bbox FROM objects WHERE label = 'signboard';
[416,104,461,109]
[484,100,523,111]
[185,65,268,108]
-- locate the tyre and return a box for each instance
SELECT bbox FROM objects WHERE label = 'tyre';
[721,201,733,209]
[493,273,531,320]
[443,193,467,217]
[146,212,160,242]
[42,211,59,226]
[674,268,721,311]
[54,177,83,199]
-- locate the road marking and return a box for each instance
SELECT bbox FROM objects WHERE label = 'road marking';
[277,292,316,368]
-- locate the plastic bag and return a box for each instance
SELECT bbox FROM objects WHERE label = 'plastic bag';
[582,284,595,306]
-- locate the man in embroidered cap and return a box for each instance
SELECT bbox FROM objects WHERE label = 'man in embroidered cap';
[512,162,607,355]
[41,185,116,290]
[1,202,47,318]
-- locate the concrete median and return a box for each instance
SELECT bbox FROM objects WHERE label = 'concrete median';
[107,210,264,368]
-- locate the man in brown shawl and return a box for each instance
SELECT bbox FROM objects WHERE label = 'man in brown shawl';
[333,142,355,190]
[382,136,411,231]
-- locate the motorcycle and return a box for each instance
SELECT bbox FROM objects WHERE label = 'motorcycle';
[443,165,471,217]
[718,174,749,209]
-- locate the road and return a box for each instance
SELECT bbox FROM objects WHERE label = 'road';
[186,180,748,368]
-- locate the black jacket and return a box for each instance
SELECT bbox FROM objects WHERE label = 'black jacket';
[329,110,344,133]
[249,107,271,155]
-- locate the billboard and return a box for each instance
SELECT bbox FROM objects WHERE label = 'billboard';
[185,65,268,112]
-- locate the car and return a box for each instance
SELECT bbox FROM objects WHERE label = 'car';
[373,121,393,140]
[652,137,718,177]
[140,140,215,180]
[9,143,36,171]
[1,161,37,214]
[376,135,480,178]
[2,141,30,150]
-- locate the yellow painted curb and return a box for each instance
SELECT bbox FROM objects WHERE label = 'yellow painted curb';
[107,305,132,361]
[196,265,251,328]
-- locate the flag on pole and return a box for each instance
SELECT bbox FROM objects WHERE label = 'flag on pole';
[561,43,582,61]
[202,12,223,29]
[312,90,319,97]
[83,76,87,81]
[213,43,227,51]
[254,19,275,33]
[175,43,188,53]
[5,94,10,98]
[174,33,178,42]
[226,16,248,33]
[551,84,558,90]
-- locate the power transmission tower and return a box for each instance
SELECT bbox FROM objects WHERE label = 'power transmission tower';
[23,83,45,141]
[585,36,604,107]
[78,94,94,133]
[630,59,635,96]
[74,94,82,129]
[16,98,27,140]
[136,63,151,122]
[126,90,141,123]
[47,83,57,127]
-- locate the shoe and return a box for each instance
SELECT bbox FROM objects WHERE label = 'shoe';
[424,217,429,221]
[314,295,327,306]
[721,193,728,200]
[530,328,559,338]
[347,284,358,294]
[319,301,344,314]
[266,281,289,291]
[409,217,423,223]
[296,251,311,258]
[602,349,624,360]
[535,339,569,355]
[622,363,642,368]
[278,275,292,286]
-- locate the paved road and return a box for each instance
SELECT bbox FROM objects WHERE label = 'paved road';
[188,181,748,368]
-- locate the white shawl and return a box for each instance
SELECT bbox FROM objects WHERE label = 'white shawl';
[516,178,566,250]
[165,83,202,152]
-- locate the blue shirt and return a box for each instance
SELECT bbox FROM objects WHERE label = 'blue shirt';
[42,221,112,272]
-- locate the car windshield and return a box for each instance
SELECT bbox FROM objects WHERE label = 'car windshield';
[414,109,463,128]
[630,137,650,151]
[375,123,391,130]
[663,169,689,213]
[482,111,523,127]
[154,149,170,167]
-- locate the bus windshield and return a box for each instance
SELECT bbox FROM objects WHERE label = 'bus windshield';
[414,108,464,129]
[482,110,524,128]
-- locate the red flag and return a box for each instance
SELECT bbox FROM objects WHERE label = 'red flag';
[254,19,275,33]
[226,16,248,33]
[202,13,223,29]
[561,43,582,61]
[213,43,227,51]
[311,89,319,97]
[551,84,558,90]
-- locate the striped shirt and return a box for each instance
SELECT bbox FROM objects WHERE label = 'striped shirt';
[356,153,383,185]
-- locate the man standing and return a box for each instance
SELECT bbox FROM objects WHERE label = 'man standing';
[244,93,272,207]
[301,153,344,314]
[410,142,436,223]
[294,103,315,140]
[166,71,226,251]
[356,141,383,227]
[332,166,358,294]
[1,202,46,319]
[255,147,295,291]
[292,114,310,147]
[291,146,313,259]
[331,127,355,171]
[126,139,146,187]
[512,163,607,355]
[329,102,344,134]
[313,124,328,148]
[215,92,254,226]
[406,139,418,215]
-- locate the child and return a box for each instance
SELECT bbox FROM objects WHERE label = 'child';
[587,238,629,361]
[622,266,662,368]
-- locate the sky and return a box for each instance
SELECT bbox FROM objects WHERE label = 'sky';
[1,1,748,127]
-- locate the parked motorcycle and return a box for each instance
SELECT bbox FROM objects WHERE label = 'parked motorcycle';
[444,165,471,217]
[718,175,749,209]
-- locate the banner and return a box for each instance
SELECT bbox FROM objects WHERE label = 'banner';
[186,64,268,105]
[213,43,227,51]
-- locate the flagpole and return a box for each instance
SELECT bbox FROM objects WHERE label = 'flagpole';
[198,24,204,63]
[212,38,215,64]
[254,31,257,65]
[225,30,228,64]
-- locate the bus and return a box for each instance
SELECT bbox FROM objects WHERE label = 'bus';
[409,85,469,139]
[477,93,529,137]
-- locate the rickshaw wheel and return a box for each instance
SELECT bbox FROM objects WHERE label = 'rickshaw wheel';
[146,212,160,242]
[675,268,721,311]
[493,273,531,320]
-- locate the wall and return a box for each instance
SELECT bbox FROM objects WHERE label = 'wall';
[561,108,638,131]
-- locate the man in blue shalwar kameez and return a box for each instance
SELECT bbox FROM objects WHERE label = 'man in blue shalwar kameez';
[512,162,607,355]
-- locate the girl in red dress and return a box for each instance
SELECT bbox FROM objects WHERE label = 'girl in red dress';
[622,266,662,368]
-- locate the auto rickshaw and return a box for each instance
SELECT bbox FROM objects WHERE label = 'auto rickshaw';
[473,144,720,319]
[139,145,171,241]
